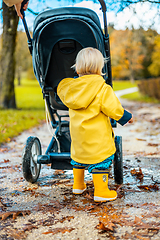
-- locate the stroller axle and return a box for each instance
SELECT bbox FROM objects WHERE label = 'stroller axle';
[37,152,71,164]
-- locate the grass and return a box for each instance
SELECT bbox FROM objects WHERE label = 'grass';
[113,80,137,91]
[0,110,45,144]
[113,80,160,103]
[0,78,45,145]
[15,79,44,109]
[122,91,160,103]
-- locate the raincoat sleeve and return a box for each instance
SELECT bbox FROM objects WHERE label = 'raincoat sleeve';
[3,0,22,7]
[101,85,132,125]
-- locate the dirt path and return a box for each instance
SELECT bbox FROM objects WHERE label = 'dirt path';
[0,95,160,240]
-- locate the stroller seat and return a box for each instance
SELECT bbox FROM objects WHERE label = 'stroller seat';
[32,7,108,111]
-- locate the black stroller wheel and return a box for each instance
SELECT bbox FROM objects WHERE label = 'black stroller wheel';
[114,136,123,184]
[22,136,41,183]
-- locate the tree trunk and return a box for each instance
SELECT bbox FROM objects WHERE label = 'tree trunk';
[128,58,135,84]
[0,2,19,109]
[129,67,135,84]
[17,66,21,86]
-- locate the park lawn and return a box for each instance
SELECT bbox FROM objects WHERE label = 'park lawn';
[122,91,160,103]
[113,80,137,91]
[15,78,44,109]
[0,109,45,144]
[0,79,45,145]
[113,80,160,103]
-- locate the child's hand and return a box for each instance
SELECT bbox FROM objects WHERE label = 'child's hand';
[125,109,133,124]
[128,117,133,123]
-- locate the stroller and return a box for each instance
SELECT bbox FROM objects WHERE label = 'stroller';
[21,0,123,184]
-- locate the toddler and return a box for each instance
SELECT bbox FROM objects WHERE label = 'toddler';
[57,47,133,202]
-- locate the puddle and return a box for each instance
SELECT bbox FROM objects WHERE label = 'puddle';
[32,155,160,189]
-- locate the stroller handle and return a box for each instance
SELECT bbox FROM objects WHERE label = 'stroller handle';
[98,0,108,38]
[98,0,112,85]
[20,0,33,55]
[98,0,107,12]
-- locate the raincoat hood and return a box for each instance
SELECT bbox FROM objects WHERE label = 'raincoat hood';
[57,75,105,110]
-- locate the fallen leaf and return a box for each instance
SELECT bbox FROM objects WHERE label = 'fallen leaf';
[84,191,93,200]
[151,176,160,184]
[116,184,123,192]
[0,197,8,208]
[4,159,10,163]
[37,216,55,226]
[42,227,75,235]
[23,223,38,232]
[122,232,133,239]
[54,170,65,175]
[96,221,115,232]
[135,235,150,240]
[136,138,146,141]
[0,147,9,152]
[4,229,27,240]
[33,202,63,213]
[137,184,159,191]
[59,216,74,223]
[147,151,160,156]
[134,216,150,229]
[0,210,31,220]
[131,168,144,181]
[147,143,159,147]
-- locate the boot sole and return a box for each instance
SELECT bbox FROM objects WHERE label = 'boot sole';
[73,188,86,194]
[94,196,117,202]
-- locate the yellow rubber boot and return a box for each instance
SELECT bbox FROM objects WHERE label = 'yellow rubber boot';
[73,167,86,194]
[92,173,117,202]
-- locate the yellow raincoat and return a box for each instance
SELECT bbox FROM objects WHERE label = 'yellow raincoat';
[57,74,125,164]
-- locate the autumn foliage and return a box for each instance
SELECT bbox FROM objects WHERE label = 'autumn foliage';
[109,27,158,81]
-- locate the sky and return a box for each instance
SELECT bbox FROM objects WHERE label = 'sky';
[0,0,160,33]
[71,1,160,33]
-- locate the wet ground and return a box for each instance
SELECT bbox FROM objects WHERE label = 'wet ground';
[0,93,160,240]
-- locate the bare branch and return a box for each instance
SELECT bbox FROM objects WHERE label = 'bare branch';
[27,8,39,15]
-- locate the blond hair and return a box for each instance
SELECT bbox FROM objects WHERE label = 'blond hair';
[73,47,106,76]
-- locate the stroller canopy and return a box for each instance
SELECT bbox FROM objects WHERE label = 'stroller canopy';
[32,7,108,89]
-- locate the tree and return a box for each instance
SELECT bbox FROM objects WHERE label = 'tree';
[0,2,18,108]
[0,0,160,109]
[148,35,160,77]
[110,28,145,81]
[15,31,33,84]
[135,28,158,78]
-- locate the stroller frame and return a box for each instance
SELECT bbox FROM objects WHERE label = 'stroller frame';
[21,0,123,184]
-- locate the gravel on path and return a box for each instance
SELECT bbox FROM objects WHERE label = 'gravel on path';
[0,95,160,240]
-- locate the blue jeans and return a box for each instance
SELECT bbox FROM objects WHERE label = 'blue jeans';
[70,155,114,173]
